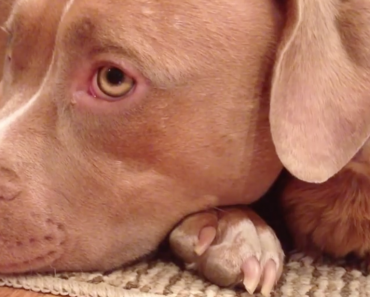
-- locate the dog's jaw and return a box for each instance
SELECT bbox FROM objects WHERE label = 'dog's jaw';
[0,0,283,273]
[0,218,65,274]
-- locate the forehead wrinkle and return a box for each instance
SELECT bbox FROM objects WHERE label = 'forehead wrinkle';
[59,15,190,89]
[4,2,25,35]
[5,0,70,41]
[3,6,15,32]
[60,17,144,69]
[5,0,26,25]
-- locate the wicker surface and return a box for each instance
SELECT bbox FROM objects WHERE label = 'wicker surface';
[0,253,370,297]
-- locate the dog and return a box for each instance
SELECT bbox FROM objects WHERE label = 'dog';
[1,0,365,296]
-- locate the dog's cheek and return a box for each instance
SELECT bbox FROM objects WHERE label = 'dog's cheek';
[36,153,213,271]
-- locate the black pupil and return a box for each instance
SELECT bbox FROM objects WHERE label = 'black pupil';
[106,68,124,86]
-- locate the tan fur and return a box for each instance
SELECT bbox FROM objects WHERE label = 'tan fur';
[281,141,370,260]
[281,167,370,259]
[0,0,284,274]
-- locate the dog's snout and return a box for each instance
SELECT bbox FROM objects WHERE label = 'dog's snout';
[0,167,22,201]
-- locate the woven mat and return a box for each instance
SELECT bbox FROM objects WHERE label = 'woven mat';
[1,253,370,297]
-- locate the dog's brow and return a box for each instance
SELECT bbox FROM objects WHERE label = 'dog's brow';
[63,19,143,67]
[62,18,183,88]
[89,43,140,64]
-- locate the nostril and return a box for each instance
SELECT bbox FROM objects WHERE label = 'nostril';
[0,167,22,201]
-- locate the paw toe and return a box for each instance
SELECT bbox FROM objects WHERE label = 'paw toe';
[261,260,278,297]
[195,226,217,256]
[242,257,261,294]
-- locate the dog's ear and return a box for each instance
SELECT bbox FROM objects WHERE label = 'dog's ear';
[270,0,370,183]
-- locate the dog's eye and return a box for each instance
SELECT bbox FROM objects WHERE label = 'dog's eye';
[93,67,135,100]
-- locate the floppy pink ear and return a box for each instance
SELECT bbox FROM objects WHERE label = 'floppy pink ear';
[270,0,370,183]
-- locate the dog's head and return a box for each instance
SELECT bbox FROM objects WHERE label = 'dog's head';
[0,0,368,274]
[0,0,283,273]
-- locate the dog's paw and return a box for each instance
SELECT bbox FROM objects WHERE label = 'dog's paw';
[169,207,284,296]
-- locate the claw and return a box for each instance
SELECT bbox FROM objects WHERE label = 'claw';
[194,226,217,256]
[261,260,277,297]
[242,257,261,295]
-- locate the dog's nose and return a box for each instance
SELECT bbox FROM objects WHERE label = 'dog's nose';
[0,167,22,201]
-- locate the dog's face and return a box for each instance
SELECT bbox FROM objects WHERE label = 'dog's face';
[0,0,283,273]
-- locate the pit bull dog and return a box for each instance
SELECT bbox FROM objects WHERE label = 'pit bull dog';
[1,0,355,296]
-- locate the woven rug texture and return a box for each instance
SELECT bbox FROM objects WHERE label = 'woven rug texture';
[0,254,370,297]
